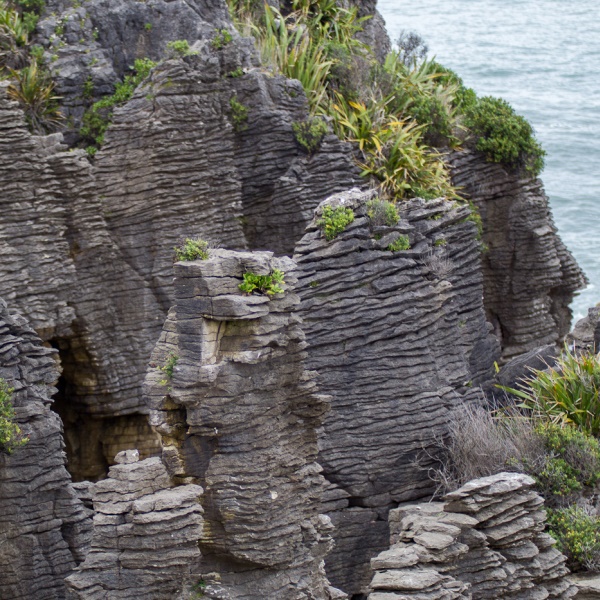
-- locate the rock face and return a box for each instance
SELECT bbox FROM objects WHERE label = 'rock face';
[143,249,340,599]
[568,306,600,351]
[0,300,92,600]
[293,189,501,594]
[368,472,577,600]
[450,151,586,360]
[65,455,205,599]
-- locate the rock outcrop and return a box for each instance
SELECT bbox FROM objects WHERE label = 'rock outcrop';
[0,299,92,600]
[294,189,501,594]
[450,151,586,360]
[66,453,205,599]
[143,249,341,599]
[368,472,577,599]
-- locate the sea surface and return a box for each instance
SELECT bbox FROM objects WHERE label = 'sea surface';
[378,0,600,321]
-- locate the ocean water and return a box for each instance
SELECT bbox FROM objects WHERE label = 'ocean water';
[378,0,600,321]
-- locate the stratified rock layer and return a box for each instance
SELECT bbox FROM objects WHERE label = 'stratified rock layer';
[450,151,586,360]
[368,473,577,600]
[294,189,501,594]
[143,249,340,599]
[65,455,204,599]
[0,300,91,600]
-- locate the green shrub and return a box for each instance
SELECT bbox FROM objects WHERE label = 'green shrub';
[166,39,197,57]
[387,234,410,252]
[228,67,243,78]
[173,238,209,261]
[229,95,248,131]
[7,59,62,133]
[465,96,545,176]
[0,378,28,454]
[292,117,328,153]
[159,353,178,386]
[367,198,399,227]
[239,269,284,296]
[211,28,232,49]
[547,506,600,572]
[80,57,156,150]
[502,347,600,436]
[317,204,354,240]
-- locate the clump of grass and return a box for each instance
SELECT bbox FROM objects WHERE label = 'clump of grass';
[166,39,198,57]
[229,95,248,131]
[239,269,284,296]
[387,234,410,252]
[367,198,399,227]
[292,117,328,153]
[317,204,354,241]
[159,353,178,386]
[211,28,232,50]
[0,379,28,454]
[173,238,209,261]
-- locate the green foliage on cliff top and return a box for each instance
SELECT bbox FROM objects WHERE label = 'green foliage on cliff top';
[80,57,157,153]
[317,204,354,240]
[173,238,209,261]
[0,379,28,454]
[239,269,285,296]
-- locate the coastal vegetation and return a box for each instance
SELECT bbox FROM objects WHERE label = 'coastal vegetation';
[0,378,28,454]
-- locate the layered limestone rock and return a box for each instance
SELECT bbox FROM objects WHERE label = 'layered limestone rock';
[450,151,586,360]
[293,189,501,594]
[65,452,205,599]
[143,249,341,599]
[368,472,577,600]
[0,299,92,600]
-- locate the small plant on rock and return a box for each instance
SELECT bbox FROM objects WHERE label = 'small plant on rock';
[0,378,28,454]
[239,269,284,296]
[173,238,209,261]
[159,353,178,386]
[292,117,328,154]
[367,198,399,227]
[317,204,354,241]
[387,234,410,252]
[211,28,232,50]
[229,95,248,131]
[166,39,198,57]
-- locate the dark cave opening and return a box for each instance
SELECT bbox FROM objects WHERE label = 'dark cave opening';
[49,338,162,482]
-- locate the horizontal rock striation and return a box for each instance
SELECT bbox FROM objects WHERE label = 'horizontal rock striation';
[65,453,205,599]
[450,150,586,360]
[0,299,92,600]
[143,249,341,599]
[368,472,577,599]
[294,189,501,594]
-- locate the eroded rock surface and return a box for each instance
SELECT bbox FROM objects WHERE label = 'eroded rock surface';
[294,189,501,594]
[0,300,92,600]
[143,249,341,599]
[450,151,586,360]
[368,472,577,599]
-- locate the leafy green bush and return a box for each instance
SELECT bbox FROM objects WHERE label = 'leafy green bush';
[173,238,209,261]
[158,353,178,386]
[387,234,410,252]
[166,39,197,57]
[80,57,156,151]
[317,204,354,240]
[239,269,285,296]
[292,117,328,153]
[504,347,600,436]
[465,96,545,176]
[547,506,600,572]
[211,28,232,49]
[0,379,27,454]
[0,1,29,69]
[367,198,399,227]
[229,95,248,132]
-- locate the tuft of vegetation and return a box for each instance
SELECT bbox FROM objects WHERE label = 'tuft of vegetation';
[367,198,399,227]
[464,96,545,176]
[317,204,354,241]
[239,269,285,296]
[80,57,156,152]
[229,95,248,131]
[211,28,232,50]
[159,353,178,386]
[395,30,428,67]
[501,347,600,436]
[547,506,600,572]
[387,234,410,252]
[228,66,244,78]
[173,238,209,261]
[7,59,63,132]
[292,117,328,153]
[166,39,198,57]
[0,378,28,454]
